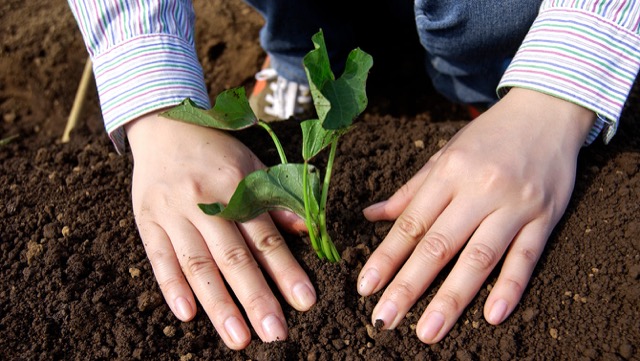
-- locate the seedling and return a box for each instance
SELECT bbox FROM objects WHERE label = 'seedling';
[161,30,373,262]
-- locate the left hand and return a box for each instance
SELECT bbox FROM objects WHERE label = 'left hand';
[357,88,595,343]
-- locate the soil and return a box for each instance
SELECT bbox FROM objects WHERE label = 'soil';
[1,0,639,360]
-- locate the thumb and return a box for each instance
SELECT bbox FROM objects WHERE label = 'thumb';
[270,210,308,234]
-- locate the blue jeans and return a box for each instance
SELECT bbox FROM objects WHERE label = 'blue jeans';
[245,0,542,105]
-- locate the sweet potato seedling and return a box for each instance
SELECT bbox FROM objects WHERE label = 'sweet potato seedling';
[161,30,373,262]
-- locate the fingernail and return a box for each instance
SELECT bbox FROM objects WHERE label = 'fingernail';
[358,268,381,295]
[224,316,249,345]
[488,299,508,324]
[420,311,445,342]
[174,297,193,321]
[262,314,287,342]
[373,300,398,329]
[292,283,316,310]
[363,200,387,213]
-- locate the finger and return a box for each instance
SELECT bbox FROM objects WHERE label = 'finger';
[483,218,549,325]
[237,213,316,311]
[362,161,433,221]
[192,214,289,343]
[367,198,485,328]
[269,210,308,234]
[164,217,253,349]
[357,178,453,297]
[415,209,525,344]
[137,219,197,322]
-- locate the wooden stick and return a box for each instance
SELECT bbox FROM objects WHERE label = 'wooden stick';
[62,57,93,143]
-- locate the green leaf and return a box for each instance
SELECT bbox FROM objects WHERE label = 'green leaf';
[160,87,257,130]
[198,163,321,224]
[303,30,373,130]
[301,118,349,161]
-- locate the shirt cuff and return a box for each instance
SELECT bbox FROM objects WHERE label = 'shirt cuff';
[498,6,640,145]
[92,34,211,153]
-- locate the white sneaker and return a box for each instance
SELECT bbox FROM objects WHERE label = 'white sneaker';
[249,56,314,122]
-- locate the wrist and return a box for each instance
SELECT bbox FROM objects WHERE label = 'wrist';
[124,109,176,156]
[502,88,596,151]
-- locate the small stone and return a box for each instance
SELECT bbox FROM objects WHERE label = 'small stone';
[472,321,479,329]
[61,226,71,237]
[119,219,128,228]
[180,353,193,361]
[522,307,539,322]
[437,139,448,148]
[43,223,58,239]
[619,342,634,359]
[549,328,558,339]
[414,140,425,149]
[163,325,176,337]
[366,324,376,339]
[26,241,43,266]
[332,338,345,350]
[137,291,162,311]
[564,291,572,297]
[3,111,16,123]
[129,267,141,278]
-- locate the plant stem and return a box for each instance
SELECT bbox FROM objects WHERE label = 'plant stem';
[302,161,321,258]
[258,121,287,164]
[318,139,340,262]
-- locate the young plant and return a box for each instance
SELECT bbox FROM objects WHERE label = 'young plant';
[160,30,372,262]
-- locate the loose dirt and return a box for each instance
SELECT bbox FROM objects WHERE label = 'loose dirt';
[1,1,638,360]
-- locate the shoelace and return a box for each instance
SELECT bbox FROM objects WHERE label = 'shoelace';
[255,68,312,119]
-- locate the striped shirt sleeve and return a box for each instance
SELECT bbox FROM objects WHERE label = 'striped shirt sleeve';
[67,0,211,153]
[498,0,640,145]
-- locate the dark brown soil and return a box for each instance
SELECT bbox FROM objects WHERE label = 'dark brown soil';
[1,1,639,360]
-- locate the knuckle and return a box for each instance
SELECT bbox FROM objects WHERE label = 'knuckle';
[216,166,247,191]
[462,243,499,272]
[243,291,276,313]
[436,289,462,313]
[147,247,176,270]
[157,275,184,294]
[433,149,466,175]
[396,182,413,200]
[517,246,539,265]
[220,245,255,271]
[389,280,418,301]
[183,255,217,277]
[416,232,454,263]
[501,277,525,296]
[396,213,428,242]
[253,233,286,255]
[518,181,547,208]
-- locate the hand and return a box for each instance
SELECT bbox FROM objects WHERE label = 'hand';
[125,112,314,349]
[357,88,595,343]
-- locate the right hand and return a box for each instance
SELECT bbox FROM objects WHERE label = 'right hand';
[125,111,315,349]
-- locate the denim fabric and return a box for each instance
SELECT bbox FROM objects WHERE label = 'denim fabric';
[415,0,541,105]
[245,0,542,105]
[244,0,359,84]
